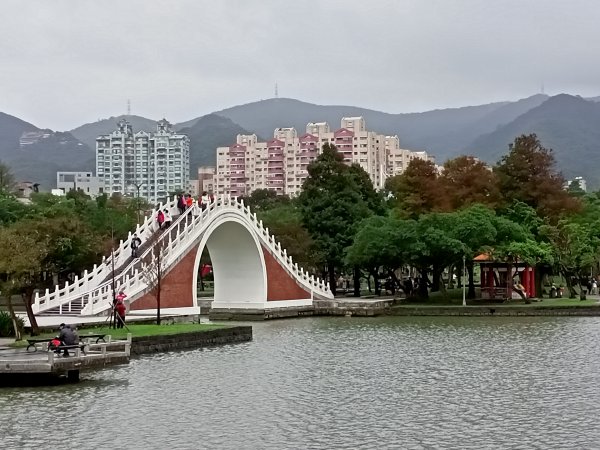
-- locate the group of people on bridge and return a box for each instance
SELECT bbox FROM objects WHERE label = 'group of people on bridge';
[176,192,214,216]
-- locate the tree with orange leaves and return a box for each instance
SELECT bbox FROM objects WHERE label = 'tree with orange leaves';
[494,134,581,220]
[440,155,501,211]
[385,158,448,217]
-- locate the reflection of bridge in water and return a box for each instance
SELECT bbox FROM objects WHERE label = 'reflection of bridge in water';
[32,196,333,318]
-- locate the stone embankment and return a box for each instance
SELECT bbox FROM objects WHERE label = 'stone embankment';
[209,298,600,320]
[129,326,252,355]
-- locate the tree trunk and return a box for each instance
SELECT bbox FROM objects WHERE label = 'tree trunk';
[328,264,337,296]
[157,269,162,325]
[5,295,22,340]
[467,262,476,299]
[371,269,381,296]
[22,289,39,336]
[418,269,429,299]
[431,265,442,292]
[562,270,577,298]
[353,267,361,297]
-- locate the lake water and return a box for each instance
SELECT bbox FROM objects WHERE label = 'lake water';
[2,316,600,449]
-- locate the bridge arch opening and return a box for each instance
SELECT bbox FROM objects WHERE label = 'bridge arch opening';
[194,219,267,308]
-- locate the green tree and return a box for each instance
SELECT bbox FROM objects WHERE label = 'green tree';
[258,204,317,270]
[345,215,406,295]
[242,188,290,211]
[0,225,47,334]
[539,220,599,298]
[0,161,16,196]
[298,144,376,294]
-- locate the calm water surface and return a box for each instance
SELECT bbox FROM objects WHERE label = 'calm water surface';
[2,316,600,449]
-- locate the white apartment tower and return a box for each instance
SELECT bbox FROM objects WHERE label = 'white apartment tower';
[96,119,190,203]
[216,117,431,197]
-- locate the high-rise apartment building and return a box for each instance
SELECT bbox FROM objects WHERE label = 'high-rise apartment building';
[96,119,190,203]
[216,117,432,197]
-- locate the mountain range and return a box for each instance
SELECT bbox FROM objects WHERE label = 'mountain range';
[1,93,599,190]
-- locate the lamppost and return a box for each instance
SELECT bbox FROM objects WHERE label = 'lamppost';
[462,254,467,306]
[130,182,144,224]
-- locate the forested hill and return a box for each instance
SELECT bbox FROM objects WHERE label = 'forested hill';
[465,94,600,187]
[177,114,252,172]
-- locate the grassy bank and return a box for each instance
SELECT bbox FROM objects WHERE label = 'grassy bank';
[11,323,228,348]
[393,288,600,308]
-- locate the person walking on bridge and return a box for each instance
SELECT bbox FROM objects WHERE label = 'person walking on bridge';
[156,208,165,229]
[163,209,172,228]
[131,233,142,258]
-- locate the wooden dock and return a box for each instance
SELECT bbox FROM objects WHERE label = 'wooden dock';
[0,335,131,382]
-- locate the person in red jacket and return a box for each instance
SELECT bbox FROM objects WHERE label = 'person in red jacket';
[115,291,127,328]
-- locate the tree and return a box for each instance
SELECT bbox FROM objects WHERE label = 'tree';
[385,158,448,217]
[140,233,169,325]
[257,204,317,270]
[0,225,47,335]
[0,161,16,196]
[539,220,599,298]
[242,188,290,211]
[345,215,405,295]
[440,156,501,210]
[298,144,376,294]
[494,134,581,220]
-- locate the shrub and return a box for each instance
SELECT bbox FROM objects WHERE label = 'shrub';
[0,310,24,337]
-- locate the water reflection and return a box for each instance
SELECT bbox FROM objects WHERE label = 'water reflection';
[2,316,600,448]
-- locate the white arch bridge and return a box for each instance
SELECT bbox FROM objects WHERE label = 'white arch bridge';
[32,196,333,317]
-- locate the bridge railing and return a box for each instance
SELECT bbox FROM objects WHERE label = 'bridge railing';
[235,199,332,297]
[80,200,202,315]
[37,194,332,316]
[33,196,180,314]
[82,194,331,315]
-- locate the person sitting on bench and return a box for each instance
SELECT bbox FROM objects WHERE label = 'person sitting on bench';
[58,323,77,357]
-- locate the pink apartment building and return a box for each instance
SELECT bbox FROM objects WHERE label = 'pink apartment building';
[215,117,433,197]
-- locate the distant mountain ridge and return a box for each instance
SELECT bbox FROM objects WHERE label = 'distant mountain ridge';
[466,94,600,187]
[2,92,600,190]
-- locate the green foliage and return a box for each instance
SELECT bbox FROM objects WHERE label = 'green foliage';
[0,310,24,337]
[243,188,290,211]
[298,144,378,286]
[257,204,317,270]
[539,220,600,279]
[0,161,16,196]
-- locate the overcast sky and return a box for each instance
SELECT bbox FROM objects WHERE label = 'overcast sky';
[2,0,599,131]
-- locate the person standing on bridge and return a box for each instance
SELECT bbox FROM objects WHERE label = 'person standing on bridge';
[177,194,186,214]
[156,208,165,229]
[163,209,172,228]
[131,233,142,258]
[200,191,209,211]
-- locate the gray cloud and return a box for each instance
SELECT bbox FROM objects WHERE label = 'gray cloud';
[1,0,599,130]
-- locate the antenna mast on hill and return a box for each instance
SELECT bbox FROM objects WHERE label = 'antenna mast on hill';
[275,82,278,99]
[541,83,545,95]
[127,99,131,116]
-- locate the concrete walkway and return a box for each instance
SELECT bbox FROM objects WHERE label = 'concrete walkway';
[0,337,15,348]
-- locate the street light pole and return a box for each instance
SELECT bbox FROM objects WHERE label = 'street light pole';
[462,254,467,306]
[131,182,143,224]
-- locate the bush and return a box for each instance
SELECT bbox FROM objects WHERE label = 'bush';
[0,310,24,337]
